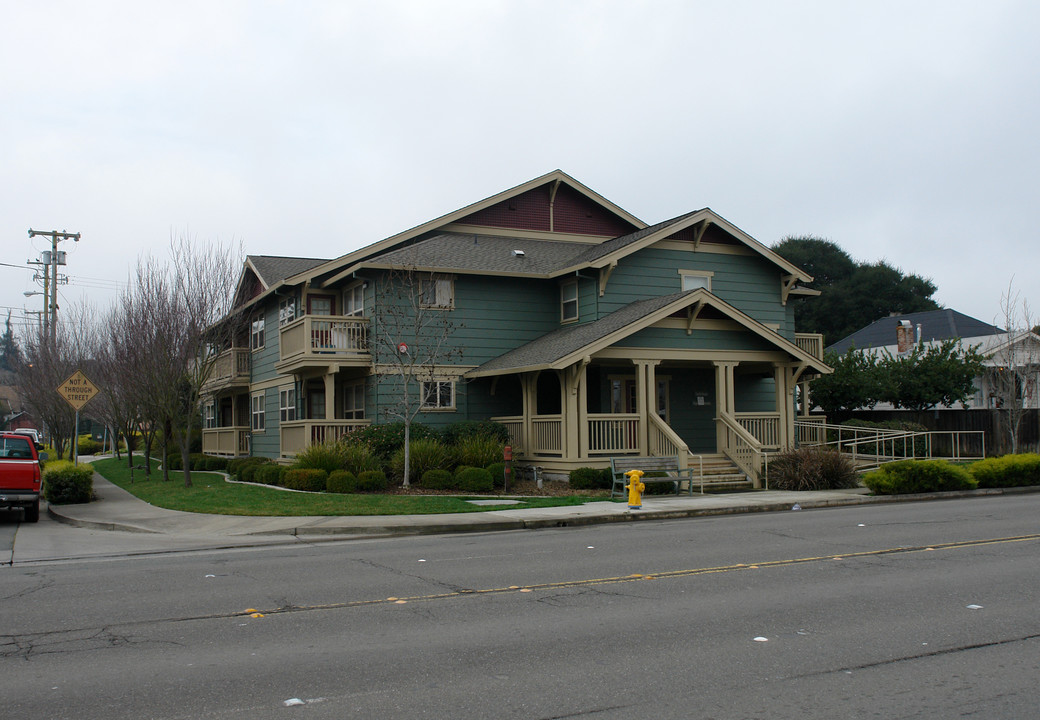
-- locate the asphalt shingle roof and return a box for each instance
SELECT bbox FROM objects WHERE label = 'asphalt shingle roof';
[367,233,595,275]
[827,309,1003,354]
[248,255,329,287]
[469,291,696,375]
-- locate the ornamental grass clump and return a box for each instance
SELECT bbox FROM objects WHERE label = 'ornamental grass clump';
[863,460,976,495]
[391,438,453,482]
[451,434,504,469]
[766,448,860,491]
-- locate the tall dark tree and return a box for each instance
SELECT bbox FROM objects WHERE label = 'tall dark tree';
[0,312,22,372]
[773,237,941,346]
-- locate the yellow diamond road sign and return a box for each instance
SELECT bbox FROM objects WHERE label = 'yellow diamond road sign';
[57,370,99,411]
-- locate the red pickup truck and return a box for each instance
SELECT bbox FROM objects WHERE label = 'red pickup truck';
[0,432,48,523]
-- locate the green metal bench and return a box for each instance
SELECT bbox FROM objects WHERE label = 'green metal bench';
[609,456,696,498]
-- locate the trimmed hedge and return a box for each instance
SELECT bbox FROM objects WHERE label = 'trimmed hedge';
[234,457,273,482]
[255,463,285,487]
[43,461,94,504]
[357,470,388,492]
[767,448,859,491]
[76,438,103,456]
[420,468,455,490]
[486,462,507,489]
[455,466,493,493]
[863,460,977,495]
[282,468,328,492]
[569,467,611,490]
[326,470,358,493]
[969,453,1040,488]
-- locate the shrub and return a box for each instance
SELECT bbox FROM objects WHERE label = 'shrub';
[969,453,1040,488]
[863,460,977,495]
[255,464,285,486]
[232,457,272,482]
[356,469,388,492]
[327,470,358,493]
[201,456,229,472]
[76,438,103,456]
[455,466,493,493]
[420,468,455,490]
[165,453,183,471]
[452,434,504,469]
[486,462,507,489]
[43,461,94,504]
[339,442,383,476]
[391,438,453,482]
[281,468,328,492]
[442,420,510,446]
[342,422,437,460]
[767,448,860,491]
[569,467,612,490]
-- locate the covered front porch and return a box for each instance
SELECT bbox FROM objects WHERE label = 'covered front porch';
[278,365,372,459]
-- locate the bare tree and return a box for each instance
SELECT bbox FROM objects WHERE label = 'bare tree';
[370,266,462,486]
[989,282,1040,454]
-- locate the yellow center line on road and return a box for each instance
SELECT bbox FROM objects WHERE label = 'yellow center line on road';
[243,533,1040,618]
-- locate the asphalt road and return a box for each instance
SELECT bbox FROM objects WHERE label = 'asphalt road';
[2,496,1039,719]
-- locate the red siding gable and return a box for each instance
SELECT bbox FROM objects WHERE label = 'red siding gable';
[456,182,637,237]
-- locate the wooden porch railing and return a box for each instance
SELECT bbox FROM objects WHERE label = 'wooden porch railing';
[202,426,250,456]
[531,415,563,455]
[718,412,765,487]
[648,412,689,466]
[279,419,372,458]
[492,416,525,456]
[587,413,640,455]
[734,412,781,448]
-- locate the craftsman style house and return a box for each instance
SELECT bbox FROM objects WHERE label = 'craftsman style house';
[201,171,829,485]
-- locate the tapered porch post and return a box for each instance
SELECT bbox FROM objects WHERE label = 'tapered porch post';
[323,369,336,421]
[560,360,588,461]
[632,359,659,455]
[773,363,793,449]
[521,372,537,456]
[713,361,737,450]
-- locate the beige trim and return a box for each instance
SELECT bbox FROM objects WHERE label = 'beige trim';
[653,318,742,332]
[372,364,475,377]
[679,268,714,292]
[442,223,612,243]
[653,239,755,256]
[598,347,789,362]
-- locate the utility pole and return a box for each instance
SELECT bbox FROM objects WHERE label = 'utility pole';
[27,229,79,345]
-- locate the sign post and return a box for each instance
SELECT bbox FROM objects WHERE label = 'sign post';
[56,370,100,465]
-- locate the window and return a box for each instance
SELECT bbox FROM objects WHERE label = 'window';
[203,403,216,429]
[250,313,265,350]
[344,284,364,317]
[561,281,578,322]
[679,270,713,292]
[419,276,453,309]
[343,382,365,419]
[421,380,455,410]
[278,297,297,326]
[251,392,266,431]
[279,387,296,422]
[308,295,334,316]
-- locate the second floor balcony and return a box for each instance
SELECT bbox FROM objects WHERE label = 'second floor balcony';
[201,347,251,394]
[276,315,371,374]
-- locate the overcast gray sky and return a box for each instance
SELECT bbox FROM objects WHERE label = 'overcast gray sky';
[2,1,1037,338]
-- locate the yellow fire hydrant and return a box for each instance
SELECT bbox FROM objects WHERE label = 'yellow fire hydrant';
[624,469,645,509]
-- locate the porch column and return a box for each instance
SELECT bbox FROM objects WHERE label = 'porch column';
[323,370,336,421]
[633,359,658,455]
[773,363,793,449]
[521,372,537,456]
[560,361,588,461]
[714,361,738,449]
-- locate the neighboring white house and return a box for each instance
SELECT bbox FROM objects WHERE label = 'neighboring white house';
[827,309,1040,410]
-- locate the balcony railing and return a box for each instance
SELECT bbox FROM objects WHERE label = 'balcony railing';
[277,315,370,371]
[280,419,372,458]
[795,333,825,361]
[202,426,251,457]
[201,347,250,393]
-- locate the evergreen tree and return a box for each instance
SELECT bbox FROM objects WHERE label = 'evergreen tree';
[0,312,22,372]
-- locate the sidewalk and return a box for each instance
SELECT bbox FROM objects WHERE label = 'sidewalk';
[46,470,1038,541]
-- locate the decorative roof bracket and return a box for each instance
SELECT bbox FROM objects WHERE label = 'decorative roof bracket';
[686,300,704,335]
[599,261,617,296]
[781,274,798,305]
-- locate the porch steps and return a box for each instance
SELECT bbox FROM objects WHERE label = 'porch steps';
[687,455,754,492]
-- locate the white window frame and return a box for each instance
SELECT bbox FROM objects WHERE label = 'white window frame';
[250,313,266,351]
[419,275,454,309]
[278,297,297,327]
[279,387,296,423]
[561,280,578,323]
[679,269,713,292]
[344,283,365,317]
[421,379,456,411]
[251,392,266,432]
[343,381,365,419]
[203,402,216,429]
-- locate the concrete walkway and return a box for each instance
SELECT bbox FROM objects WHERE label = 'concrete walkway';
[45,469,1040,541]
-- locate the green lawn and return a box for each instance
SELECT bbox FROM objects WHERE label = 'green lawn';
[90,457,597,516]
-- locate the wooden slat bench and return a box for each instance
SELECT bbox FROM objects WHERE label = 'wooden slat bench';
[610,456,695,499]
